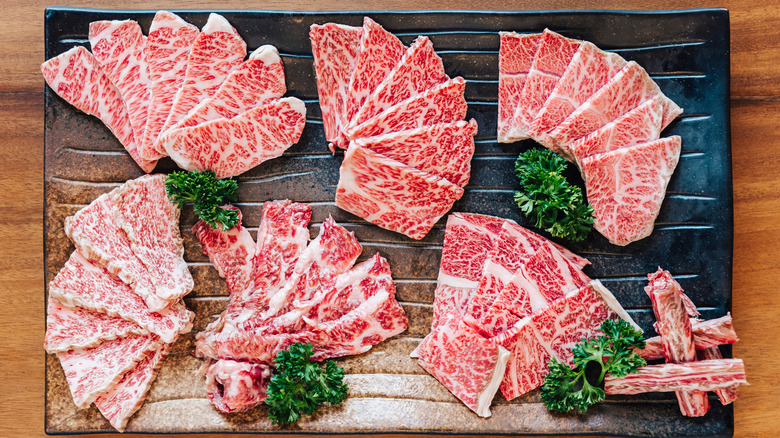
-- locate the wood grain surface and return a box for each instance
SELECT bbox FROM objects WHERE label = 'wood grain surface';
[2,1,779,437]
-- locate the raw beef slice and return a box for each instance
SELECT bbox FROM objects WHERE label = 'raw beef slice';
[497,32,542,143]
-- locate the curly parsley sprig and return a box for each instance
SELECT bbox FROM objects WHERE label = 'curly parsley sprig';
[165,170,239,231]
[541,319,646,413]
[514,148,594,241]
[265,343,348,424]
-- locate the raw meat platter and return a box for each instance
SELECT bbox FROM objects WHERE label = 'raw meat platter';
[44,7,732,436]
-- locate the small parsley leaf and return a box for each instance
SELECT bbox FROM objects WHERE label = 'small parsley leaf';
[165,170,239,230]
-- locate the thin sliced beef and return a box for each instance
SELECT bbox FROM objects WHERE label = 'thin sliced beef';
[173,45,287,130]
[351,119,477,187]
[94,343,170,431]
[309,22,362,150]
[508,29,581,143]
[41,46,156,173]
[341,17,406,144]
[582,136,682,246]
[569,94,683,169]
[57,333,161,409]
[415,310,510,417]
[335,144,464,240]
[160,97,306,179]
[44,297,145,353]
[346,77,467,140]
[203,359,272,414]
[157,13,247,143]
[528,41,627,154]
[88,19,151,144]
[604,359,747,395]
[141,11,199,161]
[350,35,447,129]
[48,251,193,344]
[494,316,551,400]
[497,32,541,143]
[112,174,193,303]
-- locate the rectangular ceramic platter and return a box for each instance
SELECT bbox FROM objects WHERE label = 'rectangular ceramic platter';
[44,7,732,436]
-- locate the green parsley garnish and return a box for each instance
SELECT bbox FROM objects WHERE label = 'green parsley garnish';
[165,170,239,230]
[265,343,348,424]
[541,319,646,413]
[514,148,594,241]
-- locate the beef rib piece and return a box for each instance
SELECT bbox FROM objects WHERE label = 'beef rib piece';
[157,13,247,144]
[528,41,627,154]
[582,136,682,246]
[57,333,162,409]
[697,347,740,405]
[645,268,709,417]
[340,17,406,146]
[88,19,151,145]
[548,61,672,150]
[638,314,738,361]
[335,144,464,240]
[508,29,581,143]
[112,174,193,303]
[604,359,747,395]
[44,296,145,353]
[48,251,193,344]
[41,46,156,173]
[345,77,468,140]
[350,119,477,187]
[94,343,170,431]
[415,310,510,417]
[203,359,272,413]
[309,22,362,150]
[349,35,448,129]
[172,45,287,130]
[569,94,683,169]
[65,190,165,311]
[497,32,541,143]
[140,11,199,161]
[160,96,306,179]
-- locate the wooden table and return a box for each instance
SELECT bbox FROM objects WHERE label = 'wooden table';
[2,1,778,437]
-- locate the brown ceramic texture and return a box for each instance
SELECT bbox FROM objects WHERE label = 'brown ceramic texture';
[45,8,732,437]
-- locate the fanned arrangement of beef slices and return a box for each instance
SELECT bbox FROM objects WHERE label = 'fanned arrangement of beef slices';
[42,12,306,179]
[44,174,195,431]
[310,17,477,239]
[498,29,684,246]
[607,269,748,417]
[191,200,408,413]
[412,212,637,417]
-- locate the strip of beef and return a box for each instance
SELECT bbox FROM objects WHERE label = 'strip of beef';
[94,343,171,431]
[341,17,406,145]
[65,190,165,311]
[697,347,740,405]
[346,77,468,140]
[508,29,581,143]
[569,94,683,169]
[309,22,362,150]
[140,11,199,160]
[203,359,272,414]
[48,251,192,344]
[161,96,306,179]
[351,119,477,188]
[112,174,193,303]
[497,32,541,143]
[335,144,464,240]
[638,314,738,361]
[41,46,156,173]
[604,359,747,395]
[57,333,162,409]
[415,310,510,417]
[88,19,151,144]
[349,35,447,129]
[157,13,247,143]
[582,136,682,246]
[528,41,627,154]
[645,268,709,417]
[44,296,145,353]
[172,45,287,130]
